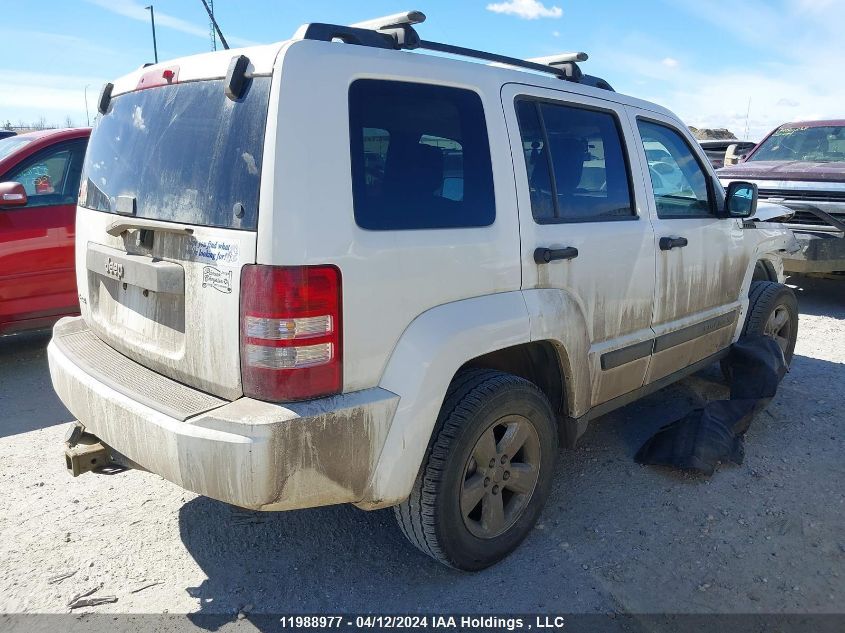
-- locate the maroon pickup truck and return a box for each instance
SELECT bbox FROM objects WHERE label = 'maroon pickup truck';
[718,119,845,275]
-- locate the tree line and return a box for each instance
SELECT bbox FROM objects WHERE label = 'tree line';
[4,115,81,131]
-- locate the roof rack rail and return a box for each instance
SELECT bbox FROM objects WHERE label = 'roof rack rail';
[528,52,589,65]
[293,10,614,89]
[523,52,614,91]
[349,10,426,32]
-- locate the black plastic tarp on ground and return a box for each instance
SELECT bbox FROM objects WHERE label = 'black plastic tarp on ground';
[635,335,788,475]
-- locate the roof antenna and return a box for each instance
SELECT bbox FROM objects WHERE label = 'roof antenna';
[199,0,229,50]
[743,96,751,140]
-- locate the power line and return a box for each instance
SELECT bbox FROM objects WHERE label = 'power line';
[199,0,229,50]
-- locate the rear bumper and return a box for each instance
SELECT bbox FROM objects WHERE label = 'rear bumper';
[782,230,845,273]
[47,317,399,511]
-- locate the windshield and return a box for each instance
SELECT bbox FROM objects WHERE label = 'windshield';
[79,77,271,230]
[0,136,33,163]
[749,125,845,163]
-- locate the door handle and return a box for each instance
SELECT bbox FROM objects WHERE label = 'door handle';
[659,236,688,251]
[534,246,579,264]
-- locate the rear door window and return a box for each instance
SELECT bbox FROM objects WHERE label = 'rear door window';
[515,99,635,223]
[349,80,495,230]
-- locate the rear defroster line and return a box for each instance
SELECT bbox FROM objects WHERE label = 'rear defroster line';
[635,335,787,475]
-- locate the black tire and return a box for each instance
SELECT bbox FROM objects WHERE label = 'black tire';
[752,260,774,282]
[722,281,799,381]
[394,369,558,571]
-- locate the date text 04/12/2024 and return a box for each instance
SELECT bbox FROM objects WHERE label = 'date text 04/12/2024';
[275,615,567,630]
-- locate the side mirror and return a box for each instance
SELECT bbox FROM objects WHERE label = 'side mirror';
[0,181,27,208]
[725,181,757,218]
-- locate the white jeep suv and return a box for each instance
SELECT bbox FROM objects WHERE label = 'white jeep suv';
[48,12,799,570]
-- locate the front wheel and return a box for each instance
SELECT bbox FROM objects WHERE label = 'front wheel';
[394,369,558,570]
[722,281,799,381]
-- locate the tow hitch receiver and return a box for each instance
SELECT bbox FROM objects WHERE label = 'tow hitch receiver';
[64,422,135,477]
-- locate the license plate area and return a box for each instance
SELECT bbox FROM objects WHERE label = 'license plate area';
[86,243,186,357]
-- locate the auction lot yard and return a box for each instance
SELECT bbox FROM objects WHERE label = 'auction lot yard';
[0,278,842,618]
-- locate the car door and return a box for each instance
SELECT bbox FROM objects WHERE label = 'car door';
[502,84,657,408]
[0,140,85,329]
[627,109,749,383]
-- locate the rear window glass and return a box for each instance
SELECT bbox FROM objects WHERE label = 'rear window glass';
[79,77,271,230]
[349,80,495,231]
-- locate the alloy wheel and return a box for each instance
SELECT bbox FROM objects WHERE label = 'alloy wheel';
[460,415,541,539]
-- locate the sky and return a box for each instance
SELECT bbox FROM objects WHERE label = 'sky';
[1,0,842,140]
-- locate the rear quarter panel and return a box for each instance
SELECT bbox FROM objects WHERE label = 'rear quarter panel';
[261,41,523,393]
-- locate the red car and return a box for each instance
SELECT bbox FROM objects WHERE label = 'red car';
[0,128,90,334]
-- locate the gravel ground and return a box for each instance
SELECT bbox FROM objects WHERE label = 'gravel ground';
[0,277,843,619]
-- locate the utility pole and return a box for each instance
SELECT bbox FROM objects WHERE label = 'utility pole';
[145,5,159,63]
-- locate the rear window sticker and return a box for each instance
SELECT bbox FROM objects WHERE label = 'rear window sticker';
[185,237,240,265]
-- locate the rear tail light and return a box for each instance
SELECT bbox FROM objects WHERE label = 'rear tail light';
[240,265,342,402]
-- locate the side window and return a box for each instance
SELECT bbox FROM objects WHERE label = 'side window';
[515,100,555,220]
[350,80,495,230]
[637,120,713,218]
[515,99,634,223]
[4,141,85,209]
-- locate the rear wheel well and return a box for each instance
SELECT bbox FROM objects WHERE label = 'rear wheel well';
[753,259,777,282]
[460,341,565,417]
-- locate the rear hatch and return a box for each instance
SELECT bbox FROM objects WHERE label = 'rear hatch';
[76,66,273,400]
